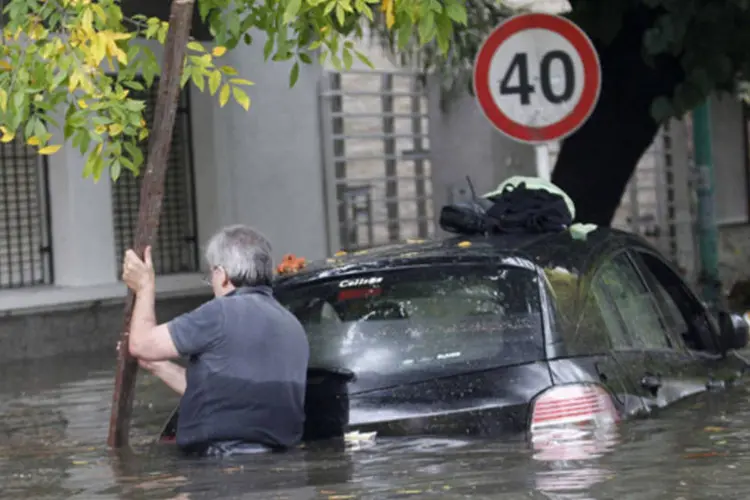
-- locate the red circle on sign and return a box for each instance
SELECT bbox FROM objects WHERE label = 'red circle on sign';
[473,13,601,143]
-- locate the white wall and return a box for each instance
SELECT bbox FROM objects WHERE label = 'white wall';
[710,92,749,226]
[189,31,329,264]
[425,78,537,232]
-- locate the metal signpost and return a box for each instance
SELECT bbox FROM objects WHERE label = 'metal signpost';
[473,13,602,180]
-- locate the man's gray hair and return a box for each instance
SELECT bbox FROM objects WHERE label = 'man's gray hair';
[204,225,274,286]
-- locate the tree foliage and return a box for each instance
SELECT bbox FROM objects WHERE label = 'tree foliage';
[0,0,467,181]
[370,0,750,122]
[368,0,514,109]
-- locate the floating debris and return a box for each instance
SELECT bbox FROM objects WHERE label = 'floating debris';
[344,430,377,449]
[704,426,726,432]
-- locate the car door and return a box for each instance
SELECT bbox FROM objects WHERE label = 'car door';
[629,249,748,388]
[542,265,649,418]
[589,251,713,411]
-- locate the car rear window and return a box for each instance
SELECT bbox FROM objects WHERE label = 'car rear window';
[275,263,544,379]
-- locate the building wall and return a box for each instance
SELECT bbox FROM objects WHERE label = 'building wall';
[710,94,750,289]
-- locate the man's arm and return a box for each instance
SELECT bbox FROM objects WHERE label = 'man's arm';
[122,246,224,361]
[130,291,226,361]
[128,285,181,361]
[142,360,187,395]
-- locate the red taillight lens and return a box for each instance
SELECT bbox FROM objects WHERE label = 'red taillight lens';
[530,383,619,432]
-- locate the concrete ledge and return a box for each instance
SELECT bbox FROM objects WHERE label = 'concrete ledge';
[0,274,212,363]
[0,292,212,363]
[0,273,207,316]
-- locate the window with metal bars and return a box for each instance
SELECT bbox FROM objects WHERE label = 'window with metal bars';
[111,78,199,276]
[0,139,54,289]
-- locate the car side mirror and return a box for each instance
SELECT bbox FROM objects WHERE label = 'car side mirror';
[717,311,749,352]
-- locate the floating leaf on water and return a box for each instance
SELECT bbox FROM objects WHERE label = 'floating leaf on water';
[71,460,88,465]
[457,241,471,248]
[328,496,355,500]
[396,490,423,494]
[704,426,726,432]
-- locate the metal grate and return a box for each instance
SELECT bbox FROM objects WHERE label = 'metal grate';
[320,70,435,252]
[0,139,53,288]
[111,79,199,276]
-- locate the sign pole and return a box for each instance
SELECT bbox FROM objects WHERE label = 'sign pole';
[535,143,551,181]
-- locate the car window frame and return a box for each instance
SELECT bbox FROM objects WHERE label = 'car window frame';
[275,259,548,376]
[587,248,684,354]
[626,248,722,354]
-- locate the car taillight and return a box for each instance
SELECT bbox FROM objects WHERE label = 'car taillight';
[530,383,619,432]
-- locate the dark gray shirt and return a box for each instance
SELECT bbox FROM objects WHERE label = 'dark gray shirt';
[167,286,309,451]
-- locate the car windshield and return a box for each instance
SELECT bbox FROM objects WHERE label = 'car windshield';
[275,263,544,379]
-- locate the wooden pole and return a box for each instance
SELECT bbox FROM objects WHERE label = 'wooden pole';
[107,0,196,449]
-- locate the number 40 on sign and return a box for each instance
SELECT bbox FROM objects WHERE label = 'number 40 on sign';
[473,13,602,145]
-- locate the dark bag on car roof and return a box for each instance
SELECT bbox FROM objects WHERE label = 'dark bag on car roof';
[438,199,492,235]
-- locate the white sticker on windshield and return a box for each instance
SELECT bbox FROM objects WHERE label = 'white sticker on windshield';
[339,277,384,288]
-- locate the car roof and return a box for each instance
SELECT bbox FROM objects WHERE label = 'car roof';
[274,227,655,288]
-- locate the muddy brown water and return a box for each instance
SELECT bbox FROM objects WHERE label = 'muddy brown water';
[3,351,750,499]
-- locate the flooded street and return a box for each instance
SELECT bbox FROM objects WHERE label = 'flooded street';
[4,351,750,499]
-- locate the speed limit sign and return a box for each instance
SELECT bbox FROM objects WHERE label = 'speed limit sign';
[473,13,601,144]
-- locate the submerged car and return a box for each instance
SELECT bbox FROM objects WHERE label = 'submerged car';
[158,227,750,444]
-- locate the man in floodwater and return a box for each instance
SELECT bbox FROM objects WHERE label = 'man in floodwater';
[121,224,310,457]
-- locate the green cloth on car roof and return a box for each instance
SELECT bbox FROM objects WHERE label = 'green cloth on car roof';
[482,176,576,220]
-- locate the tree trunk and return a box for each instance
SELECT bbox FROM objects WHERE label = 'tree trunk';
[107,0,196,449]
[552,7,684,226]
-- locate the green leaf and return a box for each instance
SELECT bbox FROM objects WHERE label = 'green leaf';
[232,86,251,111]
[444,1,467,24]
[330,53,342,70]
[335,4,346,26]
[289,61,300,87]
[187,41,206,52]
[208,70,222,95]
[219,83,230,107]
[263,36,275,61]
[283,0,303,24]
[354,50,374,69]
[180,68,191,88]
[191,67,206,91]
[123,80,145,91]
[229,78,254,86]
[124,141,144,169]
[82,154,96,179]
[343,48,353,69]
[110,160,122,181]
